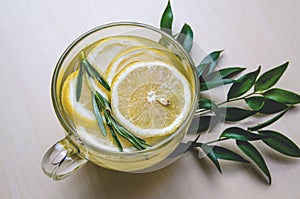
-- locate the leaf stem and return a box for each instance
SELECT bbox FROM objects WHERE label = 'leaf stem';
[78,55,148,151]
[217,92,256,106]
[205,137,230,145]
[192,137,230,149]
[196,92,256,114]
[195,108,211,115]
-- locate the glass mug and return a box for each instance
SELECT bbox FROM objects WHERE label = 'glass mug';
[41,22,203,180]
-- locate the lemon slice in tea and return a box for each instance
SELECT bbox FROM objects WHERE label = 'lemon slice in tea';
[111,61,192,138]
[61,70,109,127]
[105,46,172,85]
[61,70,141,150]
[86,36,145,74]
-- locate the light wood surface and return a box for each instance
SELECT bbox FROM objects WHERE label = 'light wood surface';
[1,0,300,198]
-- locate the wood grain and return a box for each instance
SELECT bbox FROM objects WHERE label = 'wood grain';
[0,0,299,198]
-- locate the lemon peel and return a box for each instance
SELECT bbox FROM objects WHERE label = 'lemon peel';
[111,61,192,138]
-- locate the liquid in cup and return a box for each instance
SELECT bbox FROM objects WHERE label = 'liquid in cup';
[42,23,199,180]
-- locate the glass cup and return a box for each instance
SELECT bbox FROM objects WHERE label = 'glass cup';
[41,22,203,180]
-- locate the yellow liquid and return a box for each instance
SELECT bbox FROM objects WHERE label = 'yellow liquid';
[60,36,195,156]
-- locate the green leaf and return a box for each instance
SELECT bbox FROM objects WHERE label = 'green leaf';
[108,125,123,152]
[119,126,148,149]
[75,64,84,102]
[248,107,291,131]
[82,61,92,77]
[263,88,300,104]
[188,116,218,133]
[176,23,193,52]
[201,144,222,173]
[206,67,246,81]
[160,0,173,35]
[245,96,288,114]
[236,140,271,184]
[245,97,265,111]
[198,98,220,114]
[196,63,210,78]
[200,78,236,91]
[258,130,300,157]
[112,124,146,150]
[196,50,223,77]
[220,127,266,141]
[200,67,245,91]
[217,67,246,78]
[210,145,249,163]
[198,98,213,109]
[83,60,110,91]
[219,107,257,121]
[94,91,111,110]
[198,99,213,111]
[227,66,261,100]
[255,62,288,92]
[92,92,107,136]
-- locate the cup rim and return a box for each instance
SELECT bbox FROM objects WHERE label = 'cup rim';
[51,21,199,155]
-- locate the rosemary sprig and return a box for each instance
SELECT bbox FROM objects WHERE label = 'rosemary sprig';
[91,91,107,136]
[160,0,300,184]
[80,52,110,91]
[95,91,148,151]
[76,52,148,151]
[75,64,84,102]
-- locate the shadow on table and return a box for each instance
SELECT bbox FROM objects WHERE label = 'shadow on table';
[74,148,299,198]
[81,161,180,199]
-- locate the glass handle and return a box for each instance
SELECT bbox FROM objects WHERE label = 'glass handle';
[41,137,88,180]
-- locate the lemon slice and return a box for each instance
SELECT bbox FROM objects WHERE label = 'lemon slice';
[86,36,145,74]
[76,125,139,152]
[61,70,139,150]
[105,46,172,85]
[61,70,108,127]
[111,61,192,138]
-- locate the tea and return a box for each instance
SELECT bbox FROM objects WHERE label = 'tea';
[60,36,195,152]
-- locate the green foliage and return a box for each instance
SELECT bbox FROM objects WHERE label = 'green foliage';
[81,59,110,91]
[200,78,236,91]
[176,23,194,52]
[75,54,148,151]
[236,140,272,184]
[263,88,300,104]
[92,92,108,137]
[158,0,300,185]
[212,146,249,163]
[160,0,173,35]
[76,64,84,102]
[201,144,222,173]
[197,50,223,78]
[207,67,246,81]
[189,116,218,133]
[245,97,287,114]
[219,107,257,121]
[227,66,261,100]
[220,127,266,141]
[198,98,219,115]
[248,108,290,131]
[258,130,300,157]
[255,62,288,92]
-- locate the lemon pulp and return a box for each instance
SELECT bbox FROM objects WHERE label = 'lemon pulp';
[111,61,191,138]
[60,35,194,151]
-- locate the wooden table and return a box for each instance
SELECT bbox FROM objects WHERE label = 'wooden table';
[1,0,299,198]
